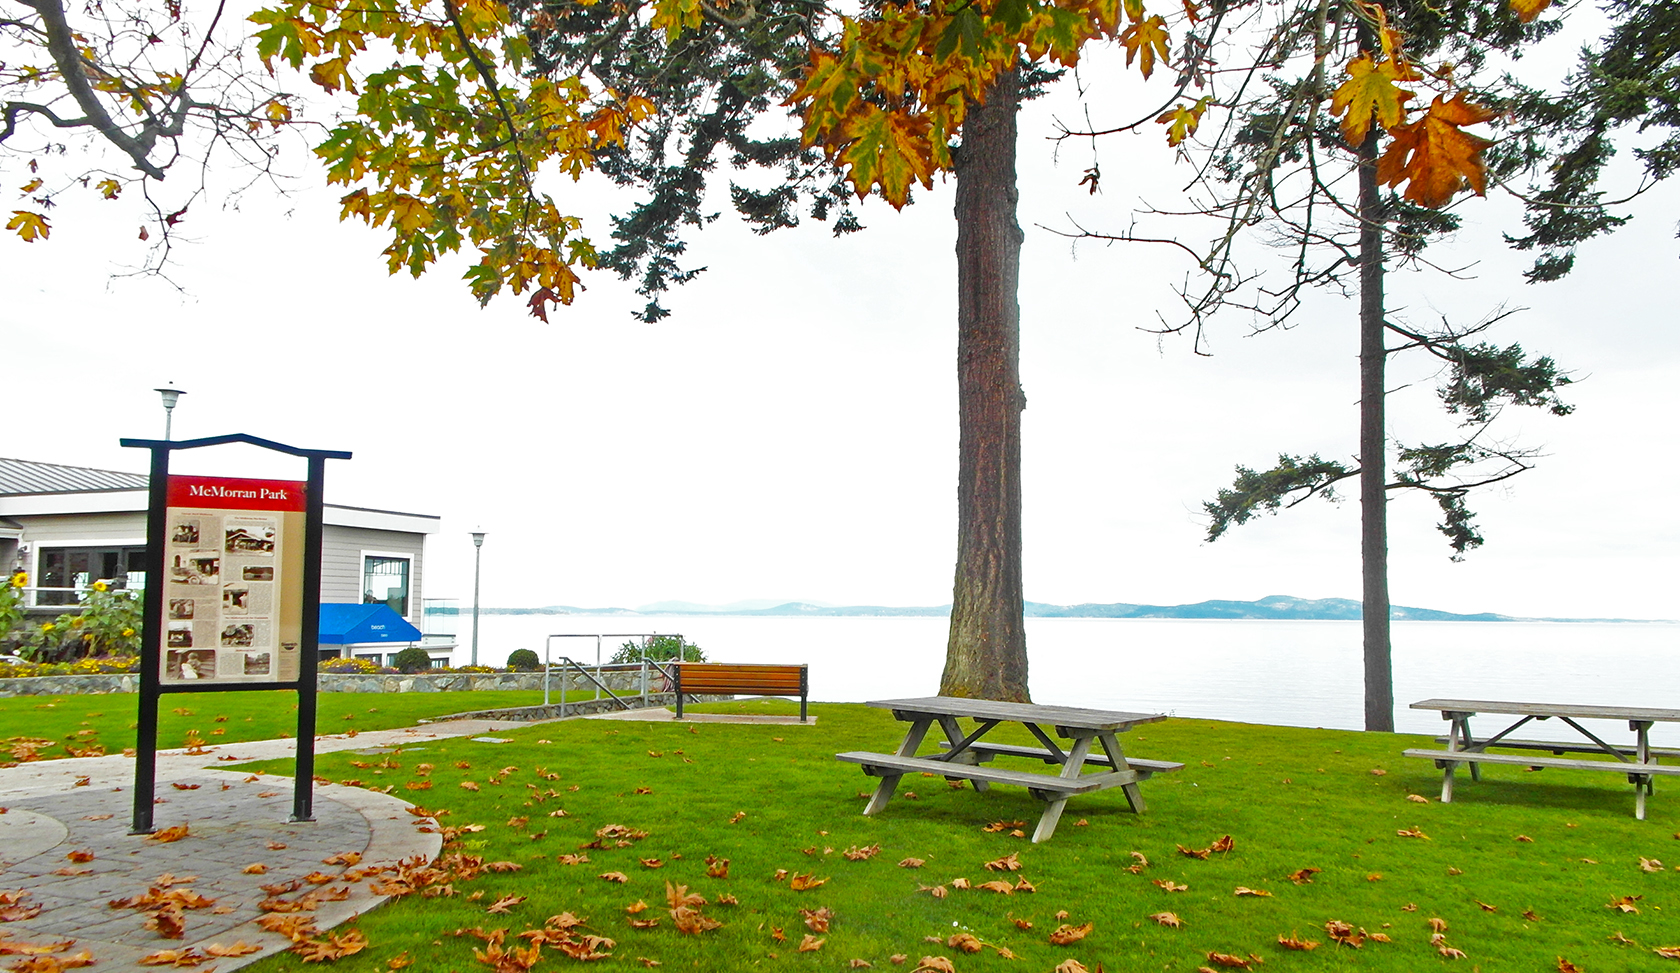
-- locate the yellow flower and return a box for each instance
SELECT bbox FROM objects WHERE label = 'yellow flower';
[92,580,109,592]
[71,617,85,627]
[122,628,135,637]
[42,622,55,632]
[9,572,24,588]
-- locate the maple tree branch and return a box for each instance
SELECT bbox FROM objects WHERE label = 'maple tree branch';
[441,0,538,235]
[1037,215,1207,265]
[31,0,167,177]
[1,101,93,144]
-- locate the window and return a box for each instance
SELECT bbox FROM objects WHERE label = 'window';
[37,546,147,606]
[363,555,410,617]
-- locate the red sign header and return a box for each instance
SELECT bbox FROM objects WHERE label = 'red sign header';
[167,475,307,512]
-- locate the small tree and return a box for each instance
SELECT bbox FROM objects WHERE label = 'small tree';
[392,645,434,673]
[610,635,705,664]
[506,648,541,672]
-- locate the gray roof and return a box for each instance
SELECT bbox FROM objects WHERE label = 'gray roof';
[0,457,149,496]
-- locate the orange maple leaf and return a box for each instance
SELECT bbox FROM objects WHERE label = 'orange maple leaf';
[1509,0,1552,22]
[1376,92,1496,208]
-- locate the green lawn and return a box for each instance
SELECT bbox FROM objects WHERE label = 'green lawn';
[0,690,587,760]
[199,699,1680,973]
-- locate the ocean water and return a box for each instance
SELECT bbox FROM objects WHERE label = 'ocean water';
[434,614,1680,744]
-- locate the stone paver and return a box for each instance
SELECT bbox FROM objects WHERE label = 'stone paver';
[0,720,533,972]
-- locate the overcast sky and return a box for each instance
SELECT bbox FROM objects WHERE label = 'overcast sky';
[6,18,1676,620]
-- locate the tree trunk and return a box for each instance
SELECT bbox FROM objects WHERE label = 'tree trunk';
[1356,114,1394,732]
[940,67,1029,702]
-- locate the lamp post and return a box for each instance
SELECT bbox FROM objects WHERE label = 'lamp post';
[154,384,185,440]
[470,530,486,667]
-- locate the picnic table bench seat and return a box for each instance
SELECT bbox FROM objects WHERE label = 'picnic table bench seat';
[937,740,1185,778]
[1430,736,1680,760]
[835,751,1114,796]
[1403,748,1680,779]
[673,662,808,721]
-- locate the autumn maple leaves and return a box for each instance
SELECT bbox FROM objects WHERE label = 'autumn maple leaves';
[1325,1,1527,208]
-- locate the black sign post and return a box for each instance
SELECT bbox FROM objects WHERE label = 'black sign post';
[120,434,351,834]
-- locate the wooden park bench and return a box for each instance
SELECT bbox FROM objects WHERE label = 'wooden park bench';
[1405,698,1680,819]
[673,662,809,721]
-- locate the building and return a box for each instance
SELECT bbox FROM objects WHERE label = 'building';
[0,456,452,662]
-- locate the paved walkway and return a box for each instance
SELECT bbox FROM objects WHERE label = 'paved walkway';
[0,719,530,972]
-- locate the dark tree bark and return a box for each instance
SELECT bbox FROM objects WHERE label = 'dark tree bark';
[940,67,1030,702]
[1356,113,1394,733]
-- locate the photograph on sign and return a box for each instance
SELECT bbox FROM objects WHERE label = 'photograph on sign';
[161,476,307,684]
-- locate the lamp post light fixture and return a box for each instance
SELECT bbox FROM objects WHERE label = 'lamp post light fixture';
[470,530,486,667]
[154,384,185,440]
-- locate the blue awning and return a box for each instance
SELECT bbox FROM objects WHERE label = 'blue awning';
[319,603,423,645]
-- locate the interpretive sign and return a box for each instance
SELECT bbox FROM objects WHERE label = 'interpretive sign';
[162,476,306,685]
[120,433,351,834]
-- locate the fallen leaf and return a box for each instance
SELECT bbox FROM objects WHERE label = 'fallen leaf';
[1206,952,1255,968]
[898,858,925,868]
[911,957,955,972]
[797,935,825,952]
[1406,794,1429,803]
[801,907,834,933]
[1653,945,1680,959]
[1049,922,1093,945]
[1234,887,1272,897]
[243,863,268,875]
[138,947,207,966]
[600,872,630,883]
[850,961,873,969]
[947,933,983,953]
[1287,867,1320,885]
[1640,857,1664,873]
[204,941,263,957]
[1608,895,1643,914]
[486,894,525,914]
[1326,920,1364,948]
[1150,912,1182,928]
[790,873,827,891]
[1054,961,1090,973]
[1397,828,1429,840]
[1277,934,1319,951]
[1211,835,1235,853]
[1153,879,1188,892]
[1556,959,1582,973]
[983,853,1021,872]
[1516,835,1534,843]
[1178,844,1211,860]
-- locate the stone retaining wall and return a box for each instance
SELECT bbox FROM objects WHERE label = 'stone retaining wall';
[0,665,673,697]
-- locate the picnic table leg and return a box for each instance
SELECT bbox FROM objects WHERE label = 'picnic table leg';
[936,715,990,792]
[863,718,933,816]
[1440,713,1474,802]
[1029,735,1094,843]
[1633,720,1653,820]
[1097,731,1146,813]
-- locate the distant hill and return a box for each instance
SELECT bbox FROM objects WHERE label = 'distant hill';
[453,595,1666,623]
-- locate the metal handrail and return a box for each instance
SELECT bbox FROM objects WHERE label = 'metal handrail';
[548,656,630,718]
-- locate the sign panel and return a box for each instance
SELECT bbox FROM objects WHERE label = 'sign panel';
[161,476,306,684]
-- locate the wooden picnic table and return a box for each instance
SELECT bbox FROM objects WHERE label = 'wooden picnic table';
[835,696,1180,842]
[1404,698,1680,819]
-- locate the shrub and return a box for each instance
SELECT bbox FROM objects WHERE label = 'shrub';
[609,635,706,664]
[392,646,435,673]
[506,649,540,672]
[450,665,497,673]
[319,657,386,674]
[0,655,140,678]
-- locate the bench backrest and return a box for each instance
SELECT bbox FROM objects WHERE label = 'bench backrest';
[675,662,807,696]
